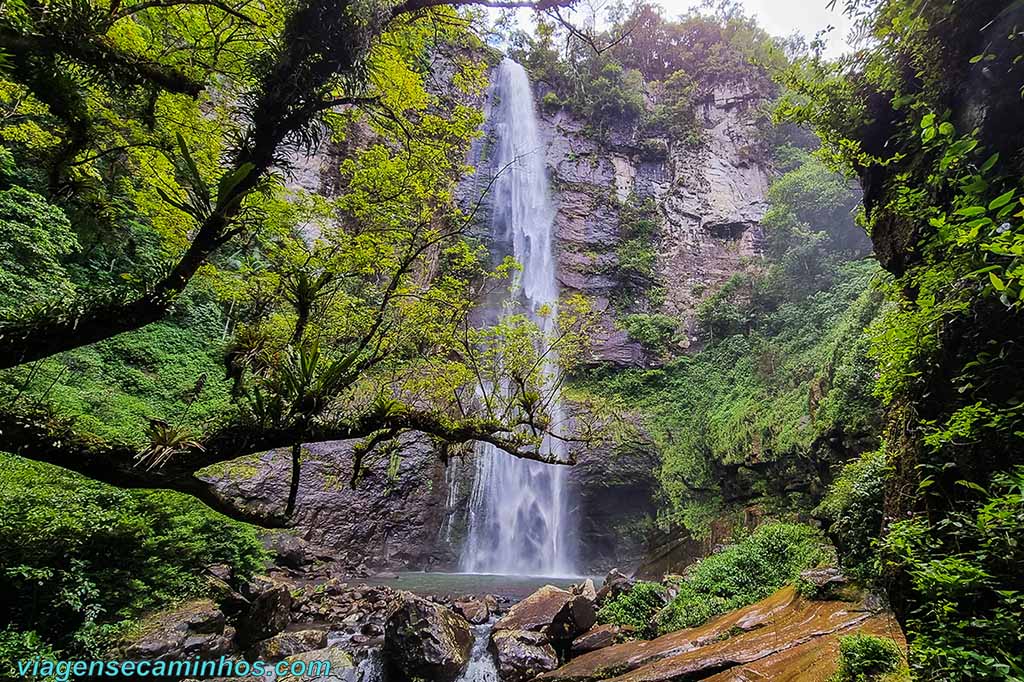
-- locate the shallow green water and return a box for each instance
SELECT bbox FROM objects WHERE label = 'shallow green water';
[356,572,602,600]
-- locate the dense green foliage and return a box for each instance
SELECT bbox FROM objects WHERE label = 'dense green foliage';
[815,448,888,580]
[596,581,666,638]
[574,150,882,534]
[0,185,78,314]
[510,2,783,141]
[0,299,232,445]
[656,523,825,634]
[829,634,906,682]
[0,453,266,664]
[877,467,1024,679]
[613,195,661,303]
[777,0,1024,677]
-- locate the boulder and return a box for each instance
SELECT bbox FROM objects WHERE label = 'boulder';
[575,579,598,603]
[237,576,294,646]
[123,600,234,661]
[494,585,596,643]
[260,531,311,569]
[491,629,560,682]
[200,436,455,568]
[278,646,356,682]
[251,628,328,660]
[594,569,633,606]
[798,567,865,602]
[384,591,473,682]
[454,597,491,625]
[571,625,621,656]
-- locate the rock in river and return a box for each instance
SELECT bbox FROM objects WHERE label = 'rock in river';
[454,597,491,625]
[384,590,473,682]
[236,576,293,647]
[493,584,596,643]
[571,625,622,656]
[251,628,328,660]
[491,629,560,682]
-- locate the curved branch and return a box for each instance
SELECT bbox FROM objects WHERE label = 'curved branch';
[391,0,574,18]
[0,30,205,96]
[110,0,257,24]
[0,399,576,526]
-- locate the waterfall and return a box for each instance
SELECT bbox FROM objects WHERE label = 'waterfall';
[460,59,576,578]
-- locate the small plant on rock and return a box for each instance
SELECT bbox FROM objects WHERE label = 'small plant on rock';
[596,581,667,639]
[829,634,905,682]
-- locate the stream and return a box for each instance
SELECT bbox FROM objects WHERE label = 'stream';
[328,572,601,682]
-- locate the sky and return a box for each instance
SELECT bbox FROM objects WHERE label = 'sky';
[498,0,856,60]
[654,0,854,57]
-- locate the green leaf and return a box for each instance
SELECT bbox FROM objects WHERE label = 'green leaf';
[175,133,210,208]
[921,113,936,128]
[215,162,254,211]
[939,122,955,136]
[155,186,196,217]
[989,189,1017,210]
[989,271,1007,291]
[956,205,987,217]
[922,127,936,142]
[981,153,1000,173]
[956,480,988,494]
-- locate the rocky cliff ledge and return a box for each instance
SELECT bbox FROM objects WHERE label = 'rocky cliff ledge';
[538,85,771,365]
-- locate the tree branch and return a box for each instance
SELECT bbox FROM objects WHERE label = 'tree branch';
[0,400,575,525]
[0,30,205,96]
[110,0,257,25]
[391,0,574,19]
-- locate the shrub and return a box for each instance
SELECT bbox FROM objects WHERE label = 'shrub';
[619,314,678,353]
[541,91,561,113]
[0,185,78,313]
[816,448,888,580]
[596,581,667,638]
[656,523,825,634]
[0,628,59,681]
[0,454,266,656]
[878,467,1024,680]
[830,634,904,682]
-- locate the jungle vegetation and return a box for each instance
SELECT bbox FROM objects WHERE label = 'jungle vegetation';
[1,0,1022,678]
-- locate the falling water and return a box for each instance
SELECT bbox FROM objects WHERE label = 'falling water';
[460,59,576,577]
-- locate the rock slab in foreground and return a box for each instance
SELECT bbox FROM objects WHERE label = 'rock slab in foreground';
[251,628,328,660]
[278,646,356,682]
[384,590,473,682]
[536,586,906,682]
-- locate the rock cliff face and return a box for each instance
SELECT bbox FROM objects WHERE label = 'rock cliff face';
[538,85,771,364]
[200,438,455,569]
[207,65,771,575]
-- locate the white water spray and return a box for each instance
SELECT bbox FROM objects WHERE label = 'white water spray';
[460,59,575,577]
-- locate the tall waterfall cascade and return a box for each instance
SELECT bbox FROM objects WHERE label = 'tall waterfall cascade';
[459,59,576,577]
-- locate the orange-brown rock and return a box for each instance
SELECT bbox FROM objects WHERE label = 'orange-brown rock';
[535,586,905,682]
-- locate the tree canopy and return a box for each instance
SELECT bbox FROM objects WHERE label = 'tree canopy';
[0,0,595,525]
